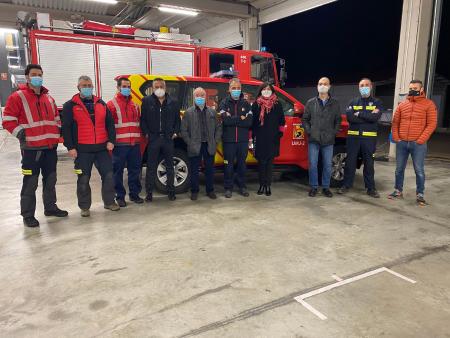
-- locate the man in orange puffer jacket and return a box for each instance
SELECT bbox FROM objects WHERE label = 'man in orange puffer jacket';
[389,79,437,205]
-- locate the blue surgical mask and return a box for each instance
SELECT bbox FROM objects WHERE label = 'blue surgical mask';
[195,97,206,107]
[120,87,131,97]
[359,87,371,97]
[80,87,93,98]
[231,89,241,100]
[30,76,43,87]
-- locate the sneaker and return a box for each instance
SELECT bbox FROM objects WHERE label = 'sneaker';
[23,216,39,228]
[145,193,153,202]
[130,195,144,204]
[336,186,349,195]
[44,207,68,217]
[81,209,90,217]
[388,189,403,200]
[322,188,333,198]
[416,194,427,206]
[190,192,198,201]
[239,188,250,197]
[116,198,127,208]
[104,203,120,211]
[225,190,232,198]
[308,188,318,197]
[168,192,176,201]
[367,189,380,198]
[207,191,217,200]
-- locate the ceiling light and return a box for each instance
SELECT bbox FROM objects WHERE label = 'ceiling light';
[158,6,199,16]
[85,0,118,4]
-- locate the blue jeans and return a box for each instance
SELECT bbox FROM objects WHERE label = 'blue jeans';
[189,142,215,193]
[112,145,142,199]
[395,141,427,195]
[308,143,333,189]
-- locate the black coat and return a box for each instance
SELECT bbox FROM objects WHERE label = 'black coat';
[302,96,341,145]
[219,95,253,143]
[251,101,285,160]
[140,93,181,141]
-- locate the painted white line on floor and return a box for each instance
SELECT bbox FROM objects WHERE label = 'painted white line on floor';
[297,299,327,320]
[294,267,417,320]
[331,274,343,281]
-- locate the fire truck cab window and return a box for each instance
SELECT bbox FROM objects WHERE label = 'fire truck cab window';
[139,80,183,102]
[251,55,275,84]
[209,53,235,75]
[183,82,229,111]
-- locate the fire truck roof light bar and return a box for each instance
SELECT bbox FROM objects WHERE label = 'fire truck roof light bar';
[158,6,199,16]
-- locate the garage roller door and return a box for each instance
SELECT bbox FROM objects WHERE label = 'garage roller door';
[151,49,193,76]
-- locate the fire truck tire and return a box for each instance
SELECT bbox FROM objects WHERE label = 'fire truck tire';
[330,145,347,187]
[154,148,190,194]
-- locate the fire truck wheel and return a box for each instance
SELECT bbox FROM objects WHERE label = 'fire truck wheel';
[155,148,190,194]
[330,145,347,187]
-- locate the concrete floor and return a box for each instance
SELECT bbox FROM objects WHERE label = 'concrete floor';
[0,130,450,338]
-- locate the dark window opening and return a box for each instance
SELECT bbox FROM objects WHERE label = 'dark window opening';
[209,53,235,75]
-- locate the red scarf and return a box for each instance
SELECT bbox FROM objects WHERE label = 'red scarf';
[256,94,278,126]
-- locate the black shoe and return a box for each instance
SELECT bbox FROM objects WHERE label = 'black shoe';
[322,188,333,198]
[265,186,272,196]
[130,196,144,204]
[337,186,349,195]
[44,207,68,217]
[168,192,176,201]
[257,185,265,195]
[367,189,380,198]
[116,198,127,207]
[145,193,153,202]
[225,190,232,198]
[308,188,318,197]
[239,188,250,197]
[23,216,39,228]
[190,192,198,201]
[207,192,217,200]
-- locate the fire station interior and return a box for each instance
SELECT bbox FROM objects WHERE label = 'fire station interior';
[0,1,449,337]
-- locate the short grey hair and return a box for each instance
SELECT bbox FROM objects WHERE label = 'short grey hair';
[193,87,206,96]
[229,78,241,87]
[78,75,92,84]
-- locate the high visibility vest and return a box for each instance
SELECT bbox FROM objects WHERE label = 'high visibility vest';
[107,93,141,145]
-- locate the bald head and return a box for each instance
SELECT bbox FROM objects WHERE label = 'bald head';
[318,77,330,86]
[317,77,331,95]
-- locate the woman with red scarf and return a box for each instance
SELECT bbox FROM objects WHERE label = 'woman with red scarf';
[251,83,285,196]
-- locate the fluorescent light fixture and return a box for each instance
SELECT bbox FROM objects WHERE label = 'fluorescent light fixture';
[0,28,18,34]
[158,5,199,16]
[85,0,118,4]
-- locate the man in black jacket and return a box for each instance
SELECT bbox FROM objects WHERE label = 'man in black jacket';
[219,78,252,198]
[303,77,341,198]
[140,78,181,201]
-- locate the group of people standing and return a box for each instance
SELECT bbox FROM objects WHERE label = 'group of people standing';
[2,64,437,228]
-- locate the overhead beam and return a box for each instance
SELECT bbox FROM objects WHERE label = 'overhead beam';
[259,0,338,24]
[146,0,254,19]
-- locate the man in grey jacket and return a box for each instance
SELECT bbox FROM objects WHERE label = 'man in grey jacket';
[181,87,222,200]
[303,77,341,198]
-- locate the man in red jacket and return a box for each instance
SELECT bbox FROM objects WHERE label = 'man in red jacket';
[2,64,68,227]
[389,79,437,205]
[62,75,119,217]
[107,77,143,207]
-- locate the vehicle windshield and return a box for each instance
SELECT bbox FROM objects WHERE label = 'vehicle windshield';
[251,55,275,84]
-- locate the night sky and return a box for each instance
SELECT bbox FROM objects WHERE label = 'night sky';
[262,0,404,87]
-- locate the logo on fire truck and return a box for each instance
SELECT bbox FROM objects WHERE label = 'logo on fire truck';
[293,124,305,140]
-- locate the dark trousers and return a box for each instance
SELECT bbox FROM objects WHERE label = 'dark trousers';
[223,141,248,190]
[343,136,377,190]
[146,136,175,193]
[112,145,142,200]
[75,150,115,210]
[258,158,273,186]
[20,148,58,218]
[189,142,215,193]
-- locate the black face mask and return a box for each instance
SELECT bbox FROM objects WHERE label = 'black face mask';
[409,90,421,96]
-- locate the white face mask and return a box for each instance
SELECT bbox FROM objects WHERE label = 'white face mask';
[317,85,330,94]
[154,88,165,98]
[261,89,272,98]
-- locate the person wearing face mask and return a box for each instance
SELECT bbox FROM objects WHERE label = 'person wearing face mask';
[62,75,119,217]
[389,79,437,206]
[2,64,68,227]
[181,87,222,200]
[140,78,181,202]
[337,78,383,198]
[219,78,253,198]
[302,77,341,197]
[251,83,285,196]
[107,77,143,207]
